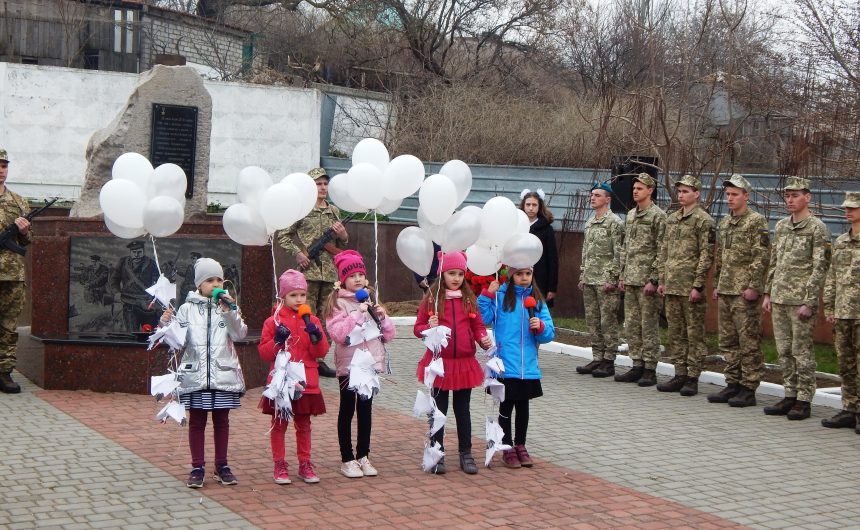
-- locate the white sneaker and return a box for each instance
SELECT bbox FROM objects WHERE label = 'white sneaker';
[340,460,364,478]
[357,456,378,477]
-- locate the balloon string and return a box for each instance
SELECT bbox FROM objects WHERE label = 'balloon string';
[269,235,279,300]
[149,235,163,276]
[374,212,380,304]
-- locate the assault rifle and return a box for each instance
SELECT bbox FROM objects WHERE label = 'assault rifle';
[0,197,57,256]
[306,212,358,265]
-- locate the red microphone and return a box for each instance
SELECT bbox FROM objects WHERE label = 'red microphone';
[297,304,322,344]
[524,296,538,334]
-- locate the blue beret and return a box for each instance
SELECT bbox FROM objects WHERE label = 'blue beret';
[591,182,613,195]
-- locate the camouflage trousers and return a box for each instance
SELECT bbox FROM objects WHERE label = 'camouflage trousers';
[306,280,334,325]
[772,303,817,402]
[0,281,26,373]
[664,295,707,378]
[834,319,860,412]
[718,295,764,390]
[623,285,661,369]
[583,284,620,361]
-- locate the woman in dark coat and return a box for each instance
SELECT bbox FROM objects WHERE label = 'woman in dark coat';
[519,189,559,308]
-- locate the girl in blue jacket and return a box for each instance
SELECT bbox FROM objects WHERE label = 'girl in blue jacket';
[478,266,554,469]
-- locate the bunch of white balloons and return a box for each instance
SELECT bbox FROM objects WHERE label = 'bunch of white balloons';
[99,153,187,239]
[220,167,318,246]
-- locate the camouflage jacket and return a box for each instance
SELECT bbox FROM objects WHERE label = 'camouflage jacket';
[658,205,715,296]
[714,208,770,295]
[823,230,860,319]
[765,215,831,308]
[0,188,32,282]
[619,203,666,286]
[276,202,348,283]
[580,211,625,285]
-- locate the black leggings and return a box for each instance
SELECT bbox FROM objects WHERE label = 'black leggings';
[337,376,373,462]
[431,388,472,453]
[498,399,529,446]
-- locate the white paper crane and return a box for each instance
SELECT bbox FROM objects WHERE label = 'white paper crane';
[485,417,511,467]
[413,390,435,417]
[422,441,445,472]
[423,357,445,389]
[347,320,382,346]
[156,400,187,426]
[145,274,177,309]
[150,373,181,401]
[147,320,186,352]
[421,325,451,355]
[483,377,505,404]
[348,348,380,399]
[262,350,306,420]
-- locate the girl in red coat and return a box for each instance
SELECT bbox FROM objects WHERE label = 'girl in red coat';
[414,251,492,475]
[258,269,330,485]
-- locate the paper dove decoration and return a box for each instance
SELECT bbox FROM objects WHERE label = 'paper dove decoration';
[150,373,180,401]
[347,320,382,346]
[145,274,177,309]
[421,441,445,472]
[483,377,505,404]
[423,357,445,389]
[147,320,186,352]
[262,350,306,420]
[286,361,307,401]
[483,344,498,359]
[485,417,511,467]
[413,390,435,417]
[421,325,451,355]
[156,400,187,426]
[486,356,505,375]
[348,348,380,399]
[429,405,446,436]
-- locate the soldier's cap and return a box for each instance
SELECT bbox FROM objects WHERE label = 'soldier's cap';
[90,254,101,261]
[675,174,702,191]
[190,251,202,258]
[126,240,145,251]
[783,176,811,192]
[633,172,656,188]
[842,191,860,208]
[0,148,8,162]
[308,167,329,181]
[723,173,751,193]
[590,182,613,196]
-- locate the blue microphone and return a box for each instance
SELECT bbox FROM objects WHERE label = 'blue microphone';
[355,289,382,328]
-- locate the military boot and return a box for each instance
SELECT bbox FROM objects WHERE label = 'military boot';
[591,359,615,378]
[576,360,601,375]
[763,397,797,416]
[637,369,657,387]
[614,365,644,383]
[707,383,740,403]
[786,400,811,420]
[679,377,699,397]
[727,386,757,407]
[821,410,856,429]
[0,372,21,394]
[656,375,686,393]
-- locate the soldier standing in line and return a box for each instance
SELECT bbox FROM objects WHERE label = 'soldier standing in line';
[0,148,32,394]
[110,240,160,332]
[762,176,831,420]
[707,175,770,407]
[277,167,348,378]
[576,183,625,378]
[656,174,715,397]
[615,173,666,387]
[820,191,860,430]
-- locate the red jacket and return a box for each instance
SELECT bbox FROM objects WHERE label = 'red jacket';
[259,305,330,395]
[413,297,487,359]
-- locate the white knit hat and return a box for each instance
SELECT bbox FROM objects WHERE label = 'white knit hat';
[194,258,224,288]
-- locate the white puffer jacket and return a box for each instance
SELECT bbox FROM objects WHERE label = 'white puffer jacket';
[174,291,248,395]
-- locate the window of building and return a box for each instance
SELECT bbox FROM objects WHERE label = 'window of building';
[113,9,137,54]
[84,50,99,70]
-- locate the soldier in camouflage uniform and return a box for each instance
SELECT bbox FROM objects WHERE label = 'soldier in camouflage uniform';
[0,149,32,394]
[576,183,625,378]
[821,191,860,431]
[277,167,348,377]
[707,175,769,408]
[656,174,715,397]
[762,176,831,420]
[616,173,666,387]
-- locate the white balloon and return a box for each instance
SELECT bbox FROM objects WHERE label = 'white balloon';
[352,138,390,172]
[396,226,434,276]
[384,154,425,200]
[501,233,543,268]
[112,152,154,193]
[441,209,482,252]
[348,162,386,210]
[418,174,457,225]
[237,166,273,209]
[328,173,367,213]
[260,182,302,231]
[461,205,482,217]
[281,172,318,219]
[149,163,187,202]
[417,206,446,245]
[222,203,269,246]
[100,179,147,229]
[480,196,519,245]
[376,197,402,215]
[466,244,502,276]
[143,196,185,238]
[515,209,531,234]
[439,160,472,206]
[104,216,146,239]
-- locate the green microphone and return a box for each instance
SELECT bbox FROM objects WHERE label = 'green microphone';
[211,287,237,310]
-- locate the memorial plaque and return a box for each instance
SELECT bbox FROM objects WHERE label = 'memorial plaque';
[151,103,198,198]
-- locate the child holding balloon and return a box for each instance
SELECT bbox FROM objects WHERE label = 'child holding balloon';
[478,265,554,469]
[323,250,396,478]
[414,251,493,475]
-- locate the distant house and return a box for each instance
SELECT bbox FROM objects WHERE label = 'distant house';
[0,0,262,79]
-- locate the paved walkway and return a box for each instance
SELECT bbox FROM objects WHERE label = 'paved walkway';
[2,327,859,529]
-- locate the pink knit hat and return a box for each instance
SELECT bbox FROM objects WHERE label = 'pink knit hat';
[436,251,467,276]
[335,250,366,283]
[279,269,307,295]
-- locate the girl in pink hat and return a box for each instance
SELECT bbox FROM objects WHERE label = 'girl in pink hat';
[323,250,396,478]
[414,251,493,475]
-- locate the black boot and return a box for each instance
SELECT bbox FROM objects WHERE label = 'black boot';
[637,369,657,387]
[728,386,757,407]
[576,360,601,375]
[707,383,740,403]
[0,372,21,394]
[591,359,615,378]
[821,409,856,428]
[763,396,797,416]
[432,457,446,474]
[614,365,644,383]
[679,377,699,397]
[317,361,336,378]
[786,400,811,420]
[459,452,478,474]
[656,375,686,393]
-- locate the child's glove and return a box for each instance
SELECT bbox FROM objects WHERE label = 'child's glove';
[274,324,290,345]
[305,322,321,336]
